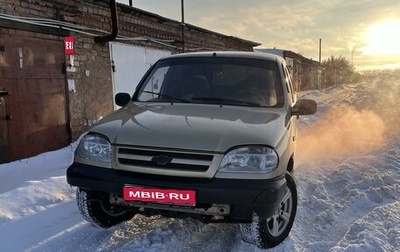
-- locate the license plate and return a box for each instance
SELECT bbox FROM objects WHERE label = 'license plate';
[123,186,196,206]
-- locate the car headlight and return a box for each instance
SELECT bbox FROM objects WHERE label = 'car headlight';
[218,146,278,173]
[76,134,112,163]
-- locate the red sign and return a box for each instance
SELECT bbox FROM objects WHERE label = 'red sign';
[123,186,196,206]
[64,37,75,54]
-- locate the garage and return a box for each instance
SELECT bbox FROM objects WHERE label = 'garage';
[0,0,259,163]
[0,34,70,162]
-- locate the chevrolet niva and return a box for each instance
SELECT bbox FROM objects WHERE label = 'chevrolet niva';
[67,51,317,248]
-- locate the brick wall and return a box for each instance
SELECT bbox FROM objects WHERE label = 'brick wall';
[0,0,259,140]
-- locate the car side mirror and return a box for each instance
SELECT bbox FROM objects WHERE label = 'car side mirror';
[292,99,317,116]
[115,92,131,107]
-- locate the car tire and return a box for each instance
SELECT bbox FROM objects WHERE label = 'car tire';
[76,188,136,228]
[240,172,297,248]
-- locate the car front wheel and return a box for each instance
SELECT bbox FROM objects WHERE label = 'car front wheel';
[76,188,136,228]
[240,172,297,248]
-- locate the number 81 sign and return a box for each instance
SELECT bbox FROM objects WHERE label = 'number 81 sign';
[64,37,75,55]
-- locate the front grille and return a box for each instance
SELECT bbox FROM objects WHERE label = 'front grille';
[117,147,214,172]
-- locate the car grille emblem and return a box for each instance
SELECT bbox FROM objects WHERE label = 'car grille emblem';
[151,155,173,165]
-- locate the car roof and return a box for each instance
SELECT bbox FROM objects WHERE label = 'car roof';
[162,51,283,63]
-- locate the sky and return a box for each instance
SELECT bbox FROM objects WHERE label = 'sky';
[117,0,400,71]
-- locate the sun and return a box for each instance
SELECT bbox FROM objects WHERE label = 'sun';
[361,19,400,55]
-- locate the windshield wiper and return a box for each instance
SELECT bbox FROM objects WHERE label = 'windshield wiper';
[191,97,261,107]
[141,91,189,103]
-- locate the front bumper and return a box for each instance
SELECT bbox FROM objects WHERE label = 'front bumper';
[67,163,287,221]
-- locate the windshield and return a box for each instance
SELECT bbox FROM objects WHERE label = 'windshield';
[135,57,284,107]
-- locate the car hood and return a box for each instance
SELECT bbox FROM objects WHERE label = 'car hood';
[90,103,287,152]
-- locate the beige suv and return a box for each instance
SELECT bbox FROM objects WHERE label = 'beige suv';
[67,51,316,248]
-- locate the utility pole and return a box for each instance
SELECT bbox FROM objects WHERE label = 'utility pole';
[181,0,185,52]
[319,38,321,64]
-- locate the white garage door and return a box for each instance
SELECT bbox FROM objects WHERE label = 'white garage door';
[109,43,171,110]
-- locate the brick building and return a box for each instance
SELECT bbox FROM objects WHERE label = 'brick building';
[0,0,260,163]
[256,48,322,91]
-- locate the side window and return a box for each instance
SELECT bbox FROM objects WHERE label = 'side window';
[282,64,295,103]
[286,67,296,102]
[138,66,168,101]
[281,64,290,94]
[149,66,168,93]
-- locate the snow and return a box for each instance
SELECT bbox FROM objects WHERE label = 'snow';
[1,78,399,251]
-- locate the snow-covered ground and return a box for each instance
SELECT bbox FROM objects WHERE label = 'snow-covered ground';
[1,76,399,252]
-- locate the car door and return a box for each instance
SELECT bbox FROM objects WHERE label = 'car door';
[281,62,299,157]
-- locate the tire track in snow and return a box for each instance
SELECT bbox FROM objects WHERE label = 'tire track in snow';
[115,217,239,252]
